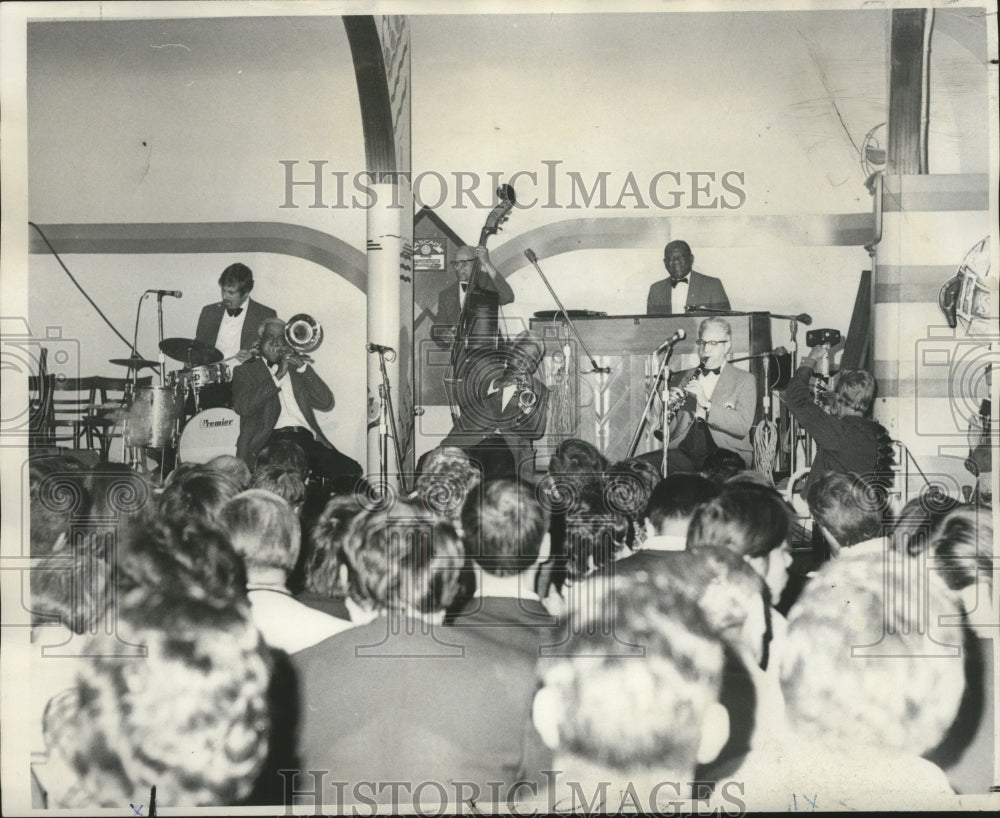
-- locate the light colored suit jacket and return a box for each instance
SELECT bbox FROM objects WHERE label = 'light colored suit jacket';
[668,362,757,465]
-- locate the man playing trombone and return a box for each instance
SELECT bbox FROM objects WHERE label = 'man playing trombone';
[232,317,362,492]
[440,330,549,483]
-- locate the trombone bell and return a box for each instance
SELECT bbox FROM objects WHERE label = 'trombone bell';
[286,314,323,352]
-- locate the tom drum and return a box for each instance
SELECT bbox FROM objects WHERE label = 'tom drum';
[123,386,184,448]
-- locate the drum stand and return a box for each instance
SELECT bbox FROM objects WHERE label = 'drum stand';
[370,345,410,495]
[123,291,181,480]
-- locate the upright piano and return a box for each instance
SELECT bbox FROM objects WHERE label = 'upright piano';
[529,312,773,466]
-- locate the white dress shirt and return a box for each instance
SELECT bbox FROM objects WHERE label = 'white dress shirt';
[671,278,689,311]
[695,366,721,420]
[215,303,249,359]
[269,363,311,430]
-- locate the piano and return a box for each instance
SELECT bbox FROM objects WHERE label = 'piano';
[529,312,772,465]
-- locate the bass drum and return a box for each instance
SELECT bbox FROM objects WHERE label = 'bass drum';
[177,408,241,464]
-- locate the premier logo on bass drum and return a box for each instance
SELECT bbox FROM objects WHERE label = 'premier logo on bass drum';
[201,417,234,428]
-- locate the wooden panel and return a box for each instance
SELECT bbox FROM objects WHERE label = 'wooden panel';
[530,313,772,464]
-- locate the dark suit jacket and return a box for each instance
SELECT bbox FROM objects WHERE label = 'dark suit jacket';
[442,354,549,480]
[231,358,335,466]
[445,596,559,649]
[784,364,889,492]
[669,362,757,465]
[288,614,553,804]
[646,270,730,315]
[432,275,515,347]
[195,298,277,353]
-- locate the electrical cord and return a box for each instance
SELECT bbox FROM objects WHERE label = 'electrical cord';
[28,221,145,358]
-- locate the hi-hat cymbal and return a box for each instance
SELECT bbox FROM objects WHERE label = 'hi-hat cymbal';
[109,357,158,370]
[159,337,223,366]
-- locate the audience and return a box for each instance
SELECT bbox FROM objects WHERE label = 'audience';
[764,550,966,810]
[450,479,557,637]
[544,438,608,509]
[37,588,273,808]
[701,447,747,485]
[296,493,363,620]
[805,470,887,557]
[288,500,528,805]
[639,472,718,553]
[254,440,310,480]
[117,515,248,604]
[413,445,482,530]
[157,462,242,527]
[687,480,794,606]
[24,433,992,811]
[248,464,307,511]
[923,506,996,794]
[604,457,661,549]
[221,489,349,653]
[207,453,252,489]
[531,563,732,812]
[891,489,963,557]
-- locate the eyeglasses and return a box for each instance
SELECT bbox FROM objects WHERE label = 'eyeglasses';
[451,259,475,268]
[696,339,729,349]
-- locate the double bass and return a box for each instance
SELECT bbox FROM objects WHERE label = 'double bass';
[449,184,516,374]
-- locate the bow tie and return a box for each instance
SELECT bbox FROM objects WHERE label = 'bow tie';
[699,365,722,376]
[226,307,244,317]
[670,277,689,289]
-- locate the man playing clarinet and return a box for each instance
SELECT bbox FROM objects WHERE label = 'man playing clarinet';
[653,317,757,472]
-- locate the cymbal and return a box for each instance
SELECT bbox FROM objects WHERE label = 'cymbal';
[159,337,222,366]
[109,357,158,370]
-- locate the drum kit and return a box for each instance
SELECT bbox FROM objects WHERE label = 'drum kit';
[109,337,240,467]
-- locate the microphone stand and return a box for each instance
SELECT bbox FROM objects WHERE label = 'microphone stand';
[785,316,809,481]
[156,293,167,385]
[124,294,149,471]
[625,343,676,462]
[524,249,609,376]
[370,345,410,495]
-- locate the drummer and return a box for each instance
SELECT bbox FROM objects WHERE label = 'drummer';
[192,263,277,409]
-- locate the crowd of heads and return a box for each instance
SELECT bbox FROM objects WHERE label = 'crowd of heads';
[25,436,994,808]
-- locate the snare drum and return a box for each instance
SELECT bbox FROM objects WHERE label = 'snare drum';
[177,408,241,463]
[170,362,233,412]
[124,386,184,448]
[186,362,231,392]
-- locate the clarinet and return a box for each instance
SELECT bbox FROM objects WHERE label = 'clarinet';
[664,365,705,421]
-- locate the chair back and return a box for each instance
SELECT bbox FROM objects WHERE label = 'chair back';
[39,375,99,449]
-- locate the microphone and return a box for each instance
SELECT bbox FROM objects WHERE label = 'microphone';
[367,343,395,354]
[655,328,687,354]
[524,249,538,263]
[729,346,791,363]
[147,289,182,298]
[795,313,813,325]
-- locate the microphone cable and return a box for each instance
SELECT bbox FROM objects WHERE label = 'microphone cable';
[29,222,144,357]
